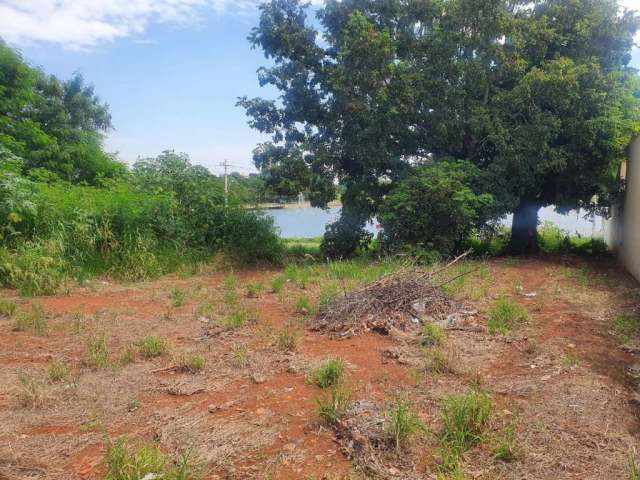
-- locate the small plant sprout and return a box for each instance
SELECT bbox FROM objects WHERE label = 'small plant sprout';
[87,334,109,368]
[316,385,352,425]
[170,287,186,307]
[422,321,445,347]
[137,336,166,359]
[47,359,68,382]
[487,297,528,335]
[389,399,427,450]
[0,298,17,317]
[311,358,346,389]
[14,303,47,335]
[274,326,301,352]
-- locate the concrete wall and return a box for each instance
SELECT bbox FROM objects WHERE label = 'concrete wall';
[605,137,640,282]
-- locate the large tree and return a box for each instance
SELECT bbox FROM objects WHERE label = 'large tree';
[0,40,123,184]
[240,0,640,254]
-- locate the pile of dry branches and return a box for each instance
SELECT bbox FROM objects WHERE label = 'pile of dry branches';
[313,253,470,337]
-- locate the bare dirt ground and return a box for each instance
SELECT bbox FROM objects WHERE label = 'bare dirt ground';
[0,255,639,479]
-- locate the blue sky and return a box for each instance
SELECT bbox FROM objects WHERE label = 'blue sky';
[1,0,639,175]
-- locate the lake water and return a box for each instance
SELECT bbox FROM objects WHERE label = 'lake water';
[265,206,604,239]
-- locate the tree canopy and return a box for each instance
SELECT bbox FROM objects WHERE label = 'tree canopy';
[240,0,640,254]
[0,40,124,184]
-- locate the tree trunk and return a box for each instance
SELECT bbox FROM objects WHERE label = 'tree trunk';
[508,201,539,255]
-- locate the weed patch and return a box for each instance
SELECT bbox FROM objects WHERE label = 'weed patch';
[17,372,47,408]
[178,354,206,373]
[388,399,427,450]
[0,298,16,317]
[87,334,109,368]
[270,275,286,293]
[440,390,492,452]
[614,314,638,343]
[171,287,186,307]
[274,326,301,352]
[47,360,68,382]
[311,358,346,389]
[221,307,253,330]
[422,321,445,347]
[137,336,166,359]
[487,297,528,335]
[316,385,352,425]
[492,420,519,462]
[246,281,263,298]
[14,303,47,335]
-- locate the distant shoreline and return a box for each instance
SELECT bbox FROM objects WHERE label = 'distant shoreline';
[257,200,342,210]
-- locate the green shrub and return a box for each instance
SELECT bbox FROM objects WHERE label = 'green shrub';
[379,161,495,254]
[311,358,346,389]
[0,298,16,317]
[320,215,372,259]
[137,336,166,359]
[316,385,352,424]
[87,334,109,368]
[440,390,492,451]
[14,303,47,335]
[47,360,68,382]
[0,240,67,296]
[487,297,528,335]
[223,209,284,265]
[389,399,427,450]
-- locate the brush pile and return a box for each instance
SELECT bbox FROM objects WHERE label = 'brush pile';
[313,257,470,337]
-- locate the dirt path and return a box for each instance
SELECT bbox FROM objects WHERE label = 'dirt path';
[0,256,638,479]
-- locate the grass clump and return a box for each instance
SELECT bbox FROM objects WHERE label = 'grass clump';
[487,297,528,335]
[17,371,47,408]
[231,344,249,368]
[424,348,454,375]
[178,354,206,373]
[613,314,638,343]
[221,307,253,330]
[628,453,640,480]
[422,321,445,347]
[389,399,427,450]
[318,281,340,311]
[440,390,492,452]
[492,420,519,462]
[105,437,203,480]
[274,326,301,352]
[0,298,16,317]
[316,385,352,425]
[246,281,263,298]
[223,273,238,304]
[87,334,109,368]
[14,303,47,335]
[270,275,286,293]
[47,360,68,382]
[170,287,186,307]
[137,336,167,359]
[311,358,346,389]
[295,294,313,315]
[561,352,580,368]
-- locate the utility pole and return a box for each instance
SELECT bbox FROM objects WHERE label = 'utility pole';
[220,159,230,207]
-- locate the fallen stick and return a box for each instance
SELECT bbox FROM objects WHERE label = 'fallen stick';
[428,249,473,279]
[435,266,481,288]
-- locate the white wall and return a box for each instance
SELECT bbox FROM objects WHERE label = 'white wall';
[605,137,640,282]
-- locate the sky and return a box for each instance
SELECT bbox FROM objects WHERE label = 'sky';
[1,0,640,175]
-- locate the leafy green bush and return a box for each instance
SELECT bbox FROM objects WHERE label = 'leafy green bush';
[223,209,284,265]
[320,214,372,259]
[379,161,495,254]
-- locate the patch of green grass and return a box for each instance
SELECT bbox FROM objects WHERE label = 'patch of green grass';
[223,273,238,304]
[311,358,346,389]
[285,263,313,289]
[105,438,204,480]
[295,294,314,315]
[389,399,427,450]
[0,298,16,317]
[422,322,445,347]
[87,334,109,368]
[492,420,518,462]
[316,385,352,425]
[171,287,186,307]
[629,453,640,480]
[137,336,166,359]
[274,326,301,352]
[561,352,580,368]
[47,360,68,382]
[283,237,322,257]
[318,281,340,311]
[221,307,253,330]
[560,265,592,286]
[14,303,47,335]
[613,314,638,343]
[487,297,528,335]
[178,354,206,373]
[117,348,136,367]
[270,275,286,293]
[424,348,453,375]
[440,390,492,453]
[246,281,263,298]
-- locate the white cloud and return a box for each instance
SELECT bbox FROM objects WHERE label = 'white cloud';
[0,0,261,49]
